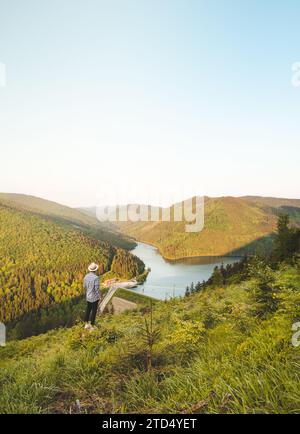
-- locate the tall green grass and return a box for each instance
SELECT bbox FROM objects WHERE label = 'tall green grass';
[1,260,300,414]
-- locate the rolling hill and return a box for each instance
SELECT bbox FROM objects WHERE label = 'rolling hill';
[0,200,144,328]
[242,196,300,209]
[1,258,299,413]
[0,193,135,250]
[113,196,300,259]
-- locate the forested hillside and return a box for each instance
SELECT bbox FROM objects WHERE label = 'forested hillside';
[116,196,300,259]
[0,202,144,326]
[0,193,135,250]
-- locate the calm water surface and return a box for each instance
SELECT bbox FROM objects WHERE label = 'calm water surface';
[131,242,241,300]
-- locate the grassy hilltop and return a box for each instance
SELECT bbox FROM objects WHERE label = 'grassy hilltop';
[0,257,299,414]
[115,196,300,259]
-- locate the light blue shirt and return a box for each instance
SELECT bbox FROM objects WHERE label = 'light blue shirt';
[83,272,100,303]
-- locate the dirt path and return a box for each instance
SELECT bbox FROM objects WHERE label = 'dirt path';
[111,296,137,314]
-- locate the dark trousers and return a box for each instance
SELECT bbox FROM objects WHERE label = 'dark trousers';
[84,300,99,325]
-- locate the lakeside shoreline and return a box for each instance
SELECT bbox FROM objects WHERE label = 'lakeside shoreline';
[128,237,245,262]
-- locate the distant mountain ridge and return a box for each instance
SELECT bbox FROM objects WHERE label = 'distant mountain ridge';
[0,193,99,226]
[107,195,300,259]
[242,196,300,209]
[2,193,299,259]
[0,193,135,250]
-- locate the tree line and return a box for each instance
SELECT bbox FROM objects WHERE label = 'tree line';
[185,213,300,298]
[0,204,144,325]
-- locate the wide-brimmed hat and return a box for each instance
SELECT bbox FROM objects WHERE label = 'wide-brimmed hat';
[88,262,99,272]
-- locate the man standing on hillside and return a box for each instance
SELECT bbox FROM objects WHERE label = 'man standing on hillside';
[83,263,101,330]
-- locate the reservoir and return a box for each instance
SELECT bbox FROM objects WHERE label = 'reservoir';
[131,242,241,300]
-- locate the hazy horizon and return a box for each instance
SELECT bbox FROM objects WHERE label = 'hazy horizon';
[1,190,300,211]
[1,1,299,207]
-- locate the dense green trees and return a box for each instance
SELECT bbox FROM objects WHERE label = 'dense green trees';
[248,259,279,317]
[111,249,144,279]
[7,296,86,340]
[0,204,143,325]
[211,266,224,286]
[246,214,300,318]
[273,214,300,262]
[0,193,136,250]
[185,257,249,296]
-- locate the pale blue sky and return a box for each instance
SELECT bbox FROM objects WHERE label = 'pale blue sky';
[0,0,299,207]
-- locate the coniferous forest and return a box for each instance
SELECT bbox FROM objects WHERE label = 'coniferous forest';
[0,201,144,334]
